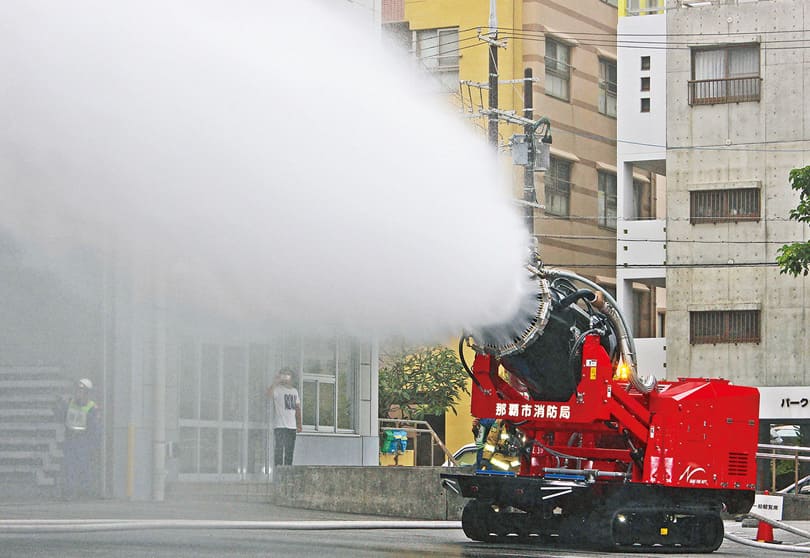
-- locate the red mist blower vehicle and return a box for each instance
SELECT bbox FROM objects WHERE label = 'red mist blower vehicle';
[441,263,759,552]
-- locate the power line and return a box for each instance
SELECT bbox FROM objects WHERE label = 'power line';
[540,262,781,269]
[492,26,810,38]
[533,215,804,222]
[501,30,810,46]
[417,40,489,60]
[547,123,810,153]
[414,33,481,54]
[499,33,810,51]
[390,24,810,55]
[397,26,810,152]
[539,234,807,244]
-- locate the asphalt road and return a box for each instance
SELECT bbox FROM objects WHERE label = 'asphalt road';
[0,524,806,558]
[0,500,807,558]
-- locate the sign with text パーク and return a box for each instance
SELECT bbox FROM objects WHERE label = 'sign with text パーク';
[759,386,810,420]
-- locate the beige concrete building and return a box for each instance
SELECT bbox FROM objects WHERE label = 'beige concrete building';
[523,1,622,287]
[665,0,810,395]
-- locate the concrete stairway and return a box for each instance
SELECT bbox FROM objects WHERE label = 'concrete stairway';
[0,367,68,499]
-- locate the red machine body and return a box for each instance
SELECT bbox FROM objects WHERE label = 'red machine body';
[470,334,759,491]
[441,267,760,551]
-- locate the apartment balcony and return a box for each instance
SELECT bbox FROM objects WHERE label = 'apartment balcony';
[688,76,761,106]
[617,218,666,279]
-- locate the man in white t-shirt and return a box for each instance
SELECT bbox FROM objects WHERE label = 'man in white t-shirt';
[266,368,303,466]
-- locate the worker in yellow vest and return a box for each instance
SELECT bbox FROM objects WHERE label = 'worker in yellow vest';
[61,378,102,500]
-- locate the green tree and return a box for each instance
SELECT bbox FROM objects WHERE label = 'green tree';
[777,166,810,276]
[378,344,469,420]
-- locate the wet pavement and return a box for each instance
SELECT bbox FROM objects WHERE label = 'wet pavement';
[1,498,809,557]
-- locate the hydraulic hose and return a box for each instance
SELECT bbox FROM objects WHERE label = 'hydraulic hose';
[555,289,596,310]
[536,267,656,394]
[748,512,810,539]
[724,512,810,553]
[0,519,462,534]
[724,531,810,553]
[459,336,485,393]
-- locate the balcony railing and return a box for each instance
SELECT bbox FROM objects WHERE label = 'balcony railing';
[624,0,666,15]
[688,76,761,105]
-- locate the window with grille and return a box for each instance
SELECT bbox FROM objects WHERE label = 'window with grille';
[544,158,572,217]
[415,27,460,92]
[690,310,760,344]
[690,188,760,223]
[598,172,617,229]
[689,44,760,105]
[599,59,617,117]
[545,38,571,101]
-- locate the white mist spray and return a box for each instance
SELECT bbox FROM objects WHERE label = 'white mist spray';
[0,0,531,339]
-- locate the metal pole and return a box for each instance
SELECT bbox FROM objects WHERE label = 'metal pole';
[152,262,166,501]
[487,0,498,148]
[523,68,535,236]
[796,447,800,494]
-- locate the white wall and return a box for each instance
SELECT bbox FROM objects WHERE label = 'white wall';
[617,13,666,165]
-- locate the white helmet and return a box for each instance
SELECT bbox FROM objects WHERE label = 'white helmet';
[78,378,93,390]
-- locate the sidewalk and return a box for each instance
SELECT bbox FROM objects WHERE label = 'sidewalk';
[0,498,400,522]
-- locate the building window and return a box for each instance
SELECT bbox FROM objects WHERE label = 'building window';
[300,336,358,432]
[641,77,650,91]
[690,188,760,223]
[601,0,618,6]
[599,59,617,117]
[598,171,617,229]
[178,342,269,477]
[545,38,571,101]
[177,335,359,477]
[640,97,650,112]
[641,56,650,71]
[381,0,405,23]
[544,158,572,217]
[633,289,652,338]
[689,44,760,105]
[633,179,654,220]
[690,310,760,344]
[415,27,460,92]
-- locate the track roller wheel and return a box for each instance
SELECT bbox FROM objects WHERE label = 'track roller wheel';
[610,508,724,553]
[461,500,497,543]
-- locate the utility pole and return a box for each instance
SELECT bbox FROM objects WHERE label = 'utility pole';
[523,68,535,235]
[487,0,498,148]
[482,107,551,248]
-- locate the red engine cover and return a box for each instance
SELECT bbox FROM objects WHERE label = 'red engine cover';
[644,379,759,491]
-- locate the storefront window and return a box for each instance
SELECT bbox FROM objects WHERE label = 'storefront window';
[177,334,361,478]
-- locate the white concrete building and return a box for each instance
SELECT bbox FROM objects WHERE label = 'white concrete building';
[616,0,669,381]
[0,238,380,500]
